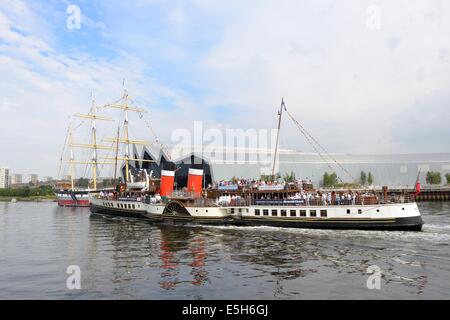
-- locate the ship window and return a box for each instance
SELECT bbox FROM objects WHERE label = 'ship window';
[347,209,350,214]
[281,210,287,217]
[206,210,208,212]
[255,209,260,216]
[132,204,135,209]
[402,208,405,210]
[358,209,362,214]
[117,204,120,208]
[263,209,269,216]
[310,210,317,217]
[290,210,296,217]
[320,210,327,217]
[377,209,380,212]
[300,210,306,217]
[272,209,277,216]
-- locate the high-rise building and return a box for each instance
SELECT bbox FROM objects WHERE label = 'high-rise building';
[0,167,10,189]
[11,174,23,185]
[29,174,39,186]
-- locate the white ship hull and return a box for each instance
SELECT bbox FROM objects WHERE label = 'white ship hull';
[89,195,147,219]
[231,202,423,230]
[142,202,232,224]
[89,197,423,231]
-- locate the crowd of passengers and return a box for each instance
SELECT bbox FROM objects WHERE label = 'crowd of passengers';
[283,190,375,205]
[216,191,375,206]
[214,178,312,189]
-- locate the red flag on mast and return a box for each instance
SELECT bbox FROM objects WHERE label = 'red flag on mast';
[415,179,421,196]
[415,170,421,196]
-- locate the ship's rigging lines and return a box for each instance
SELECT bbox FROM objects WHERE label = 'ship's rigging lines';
[58,82,171,186]
[282,101,356,184]
[99,89,172,161]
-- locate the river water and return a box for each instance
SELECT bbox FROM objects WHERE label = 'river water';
[0,201,449,299]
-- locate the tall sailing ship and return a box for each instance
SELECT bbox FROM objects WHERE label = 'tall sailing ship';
[55,94,116,207]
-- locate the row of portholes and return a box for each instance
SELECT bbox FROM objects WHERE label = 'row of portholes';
[255,209,328,217]
[102,202,139,210]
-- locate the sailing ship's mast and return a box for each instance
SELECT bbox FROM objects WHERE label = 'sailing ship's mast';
[272,98,285,179]
[113,126,120,184]
[102,81,156,184]
[69,127,75,190]
[123,83,130,182]
[71,95,114,190]
[90,93,98,190]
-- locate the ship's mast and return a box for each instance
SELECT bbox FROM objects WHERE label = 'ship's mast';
[113,126,120,185]
[123,83,130,183]
[90,93,98,190]
[69,127,75,190]
[71,94,114,190]
[272,98,285,180]
[102,81,156,184]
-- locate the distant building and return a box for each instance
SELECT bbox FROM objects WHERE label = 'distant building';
[126,146,450,188]
[11,174,23,185]
[0,167,10,188]
[45,176,53,182]
[29,174,39,186]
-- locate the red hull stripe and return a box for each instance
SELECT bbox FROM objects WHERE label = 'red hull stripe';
[58,200,90,207]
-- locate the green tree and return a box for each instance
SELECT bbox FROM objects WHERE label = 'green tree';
[323,172,338,188]
[367,172,374,185]
[360,171,367,186]
[323,172,329,187]
[283,171,296,183]
[426,171,442,185]
[446,173,450,185]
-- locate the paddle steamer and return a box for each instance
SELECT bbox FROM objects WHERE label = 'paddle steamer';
[90,97,424,231]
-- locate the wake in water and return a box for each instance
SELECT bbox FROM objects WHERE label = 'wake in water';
[181,222,450,243]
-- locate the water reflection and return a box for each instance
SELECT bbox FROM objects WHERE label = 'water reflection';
[1,202,447,299]
[158,225,208,289]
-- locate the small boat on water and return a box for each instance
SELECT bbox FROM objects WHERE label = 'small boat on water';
[89,97,424,231]
[54,187,90,207]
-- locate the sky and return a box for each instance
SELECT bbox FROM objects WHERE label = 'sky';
[1,0,450,179]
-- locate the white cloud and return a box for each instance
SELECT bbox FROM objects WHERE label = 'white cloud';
[1,0,449,180]
[0,0,204,178]
[197,0,450,153]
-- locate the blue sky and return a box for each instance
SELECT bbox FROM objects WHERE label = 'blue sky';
[1,0,450,178]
